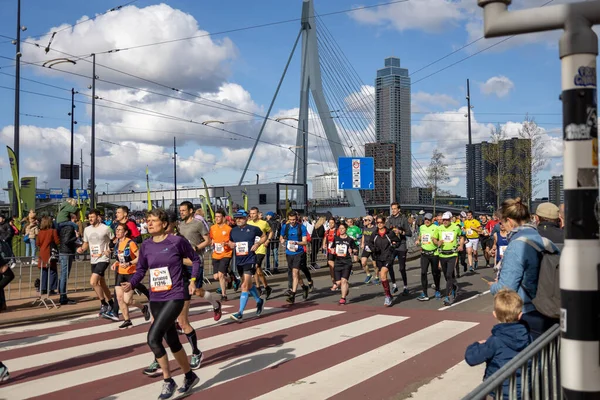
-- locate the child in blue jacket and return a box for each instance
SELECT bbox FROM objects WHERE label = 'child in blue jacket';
[465,289,531,399]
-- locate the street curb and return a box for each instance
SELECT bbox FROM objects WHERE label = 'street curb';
[1,252,421,327]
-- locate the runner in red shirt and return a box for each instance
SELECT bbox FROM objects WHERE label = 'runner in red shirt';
[322,217,340,291]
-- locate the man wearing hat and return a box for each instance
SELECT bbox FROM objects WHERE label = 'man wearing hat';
[228,210,267,322]
[437,211,465,306]
[534,203,564,245]
[415,213,441,301]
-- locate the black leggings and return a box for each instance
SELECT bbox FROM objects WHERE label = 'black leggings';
[148,300,185,359]
[439,256,457,297]
[392,250,408,286]
[420,254,440,294]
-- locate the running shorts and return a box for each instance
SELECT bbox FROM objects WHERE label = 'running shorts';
[327,253,336,262]
[255,254,265,268]
[286,253,303,270]
[375,260,391,270]
[115,273,133,286]
[91,262,109,277]
[360,250,372,259]
[237,263,256,276]
[212,258,231,275]
[466,238,479,250]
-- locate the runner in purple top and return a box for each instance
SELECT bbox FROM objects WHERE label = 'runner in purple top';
[121,209,200,399]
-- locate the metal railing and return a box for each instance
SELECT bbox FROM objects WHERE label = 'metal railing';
[464,324,561,400]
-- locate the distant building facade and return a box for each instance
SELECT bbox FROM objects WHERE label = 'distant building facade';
[362,142,396,205]
[548,175,564,206]
[311,173,344,200]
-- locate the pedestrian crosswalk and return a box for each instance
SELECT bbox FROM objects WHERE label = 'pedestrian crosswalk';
[0,300,494,400]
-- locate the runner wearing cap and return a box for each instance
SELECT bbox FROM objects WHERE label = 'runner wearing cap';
[228,210,267,322]
[415,213,441,301]
[464,210,482,272]
[436,211,464,306]
[360,215,377,284]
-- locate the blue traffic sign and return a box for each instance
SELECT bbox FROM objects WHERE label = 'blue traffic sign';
[338,157,375,190]
[70,189,89,199]
[49,188,63,199]
[36,193,47,199]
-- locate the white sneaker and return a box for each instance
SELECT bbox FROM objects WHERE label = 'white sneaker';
[384,296,392,307]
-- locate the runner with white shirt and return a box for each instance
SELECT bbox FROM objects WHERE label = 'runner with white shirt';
[77,209,115,318]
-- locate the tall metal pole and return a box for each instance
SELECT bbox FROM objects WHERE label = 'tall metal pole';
[303,121,308,216]
[90,53,96,208]
[12,0,21,218]
[69,88,75,195]
[173,136,177,209]
[80,149,84,190]
[476,1,600,397]
[466,79,474,212]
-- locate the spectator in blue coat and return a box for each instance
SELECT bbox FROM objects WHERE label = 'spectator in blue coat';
[465,289,531,399]
[488,198,559,341]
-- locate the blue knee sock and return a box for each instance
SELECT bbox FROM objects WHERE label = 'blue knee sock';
[249,285,262,302]
[239,292,249,314]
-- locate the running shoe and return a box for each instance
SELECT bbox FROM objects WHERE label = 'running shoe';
[286,294,295,304]
[119,320,133,329]
[143,360,162,377]
[435,291,442,299]
[392,284,399,295]
[176,322,184,335]
[443,296,452,306]
[0,363,9,382]
[142,305,151,321]
[103,309,120,322]
[339,298,347,305]
[213,301,222,321]
[216,287,222,295]
[452,284,458,299]
[364,274,372,284]
[99,304,108,316]
[230,312,243,322]
[158,380,177,400]
[265,286,273,300]
[256,299,265,317]
[283,288,293,296]
[221,295,228,302]
[469,267,475,273]
[233,279,241,292]
[177,373,200,397]
[190,352,203,370]
[384,296,392,307]
[302,285,309,300]
[373,278,380,285]
[417,293,429,301]
[308,281,315,292]
[401,288,410,296]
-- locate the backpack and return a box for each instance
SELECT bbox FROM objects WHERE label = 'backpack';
[515,236,561,319]
[282,223,311,242]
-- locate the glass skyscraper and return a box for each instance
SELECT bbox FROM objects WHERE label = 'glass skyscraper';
[375,57,411,202]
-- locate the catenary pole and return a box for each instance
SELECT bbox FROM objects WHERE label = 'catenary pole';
[12,0,21,218]
[478,1,600,397]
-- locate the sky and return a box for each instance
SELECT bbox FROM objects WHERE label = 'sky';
[0,0,572,205]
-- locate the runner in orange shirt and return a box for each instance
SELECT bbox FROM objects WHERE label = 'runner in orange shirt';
[210,209,235,301]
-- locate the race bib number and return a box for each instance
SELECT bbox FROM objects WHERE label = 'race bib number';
[364,245,371,252]
[287,241,298,252]
[214,243,224,254]
[500,246,507,257]
[466,229,473,236]
[335,244,348,257]
[255,236,261,244]
[91,245,101,258]
[118,253,126,264]
[150,267,172,292]
[421,234,431,244]
[236,242,249,256]
[442,232,455,243]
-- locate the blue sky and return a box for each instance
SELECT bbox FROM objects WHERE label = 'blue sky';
[0,0,567,204]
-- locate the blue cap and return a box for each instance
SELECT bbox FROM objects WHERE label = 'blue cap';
[233,209,248,218]
[265,211,275,217]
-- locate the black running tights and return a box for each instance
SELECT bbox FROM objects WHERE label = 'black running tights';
[420,254,440,294]
[148,300,185,359]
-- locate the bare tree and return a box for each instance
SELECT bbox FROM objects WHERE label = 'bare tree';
[482,124,514,209]
[426,148,450,215]
[515,114,547,205]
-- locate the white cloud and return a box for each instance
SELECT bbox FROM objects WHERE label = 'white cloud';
[479,76,514,98]
[25,4,236,92]
[350,0,476,33]
[412,91,459,111]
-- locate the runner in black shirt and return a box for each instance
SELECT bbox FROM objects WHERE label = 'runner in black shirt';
[332,223,358,305]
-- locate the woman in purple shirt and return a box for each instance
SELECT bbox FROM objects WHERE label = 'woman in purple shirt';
[121,209,200,399]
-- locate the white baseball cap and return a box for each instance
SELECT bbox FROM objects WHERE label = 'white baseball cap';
[442,211,453,220]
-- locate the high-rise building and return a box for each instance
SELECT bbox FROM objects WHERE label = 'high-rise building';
[362,142,396,205]
[548,175,564,206]
[375,57,411,202]
[467,138,532,211]
[310,173,344,200]
[406,187,433,205]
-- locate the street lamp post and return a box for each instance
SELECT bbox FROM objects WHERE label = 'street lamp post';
[173,137,177,210]
[90,53,97,208]
[12,0,23,218]
[69,88,78,195]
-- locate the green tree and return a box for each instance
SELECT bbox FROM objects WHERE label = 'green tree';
[426,148,450,216]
